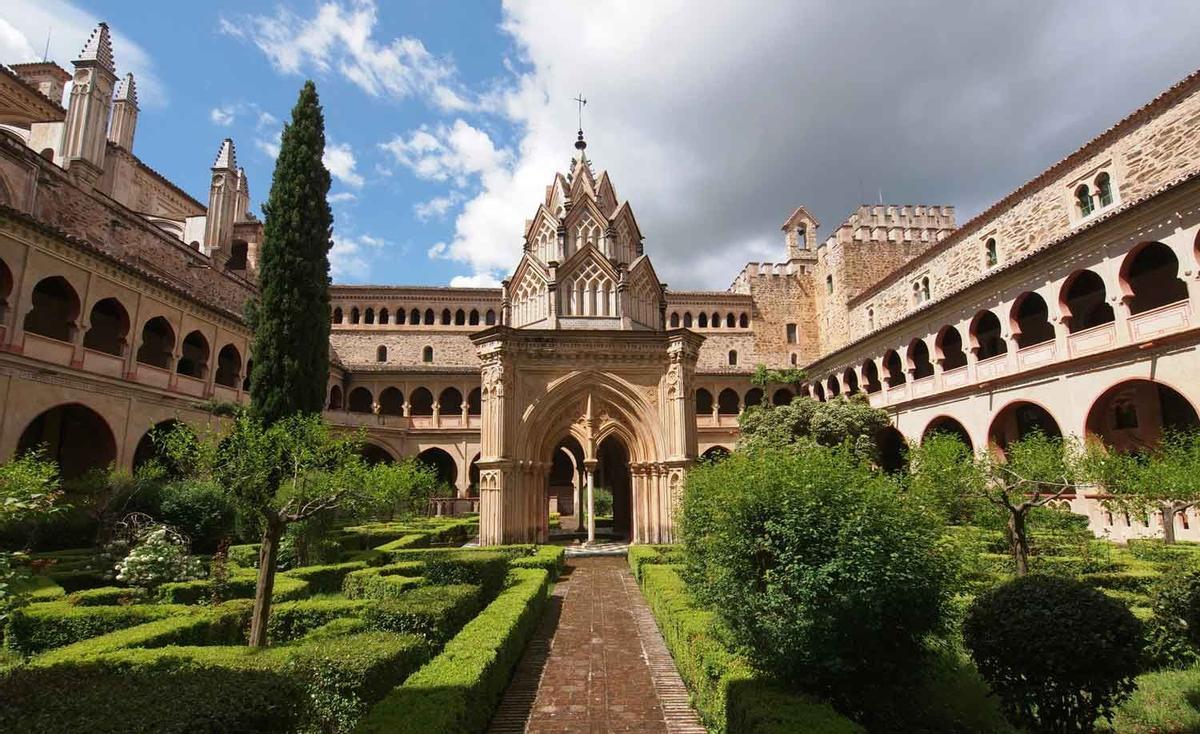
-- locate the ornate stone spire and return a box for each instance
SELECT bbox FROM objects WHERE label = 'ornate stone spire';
[212,138,237,170]
[113,73,137,106]
[107,73,138,149]
[77,22,115,73]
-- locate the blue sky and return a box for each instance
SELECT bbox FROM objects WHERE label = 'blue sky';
[3,1,1199,289]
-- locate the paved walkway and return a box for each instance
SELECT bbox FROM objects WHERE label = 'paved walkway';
[489,556,705,734]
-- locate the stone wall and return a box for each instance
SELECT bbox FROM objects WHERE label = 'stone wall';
[330,330,481,368]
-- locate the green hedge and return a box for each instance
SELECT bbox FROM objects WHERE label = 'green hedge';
[1082,565,1162,594]
[355,568,552,734]
[12,575,65,602]
[44,568,111,592]
[156,572,309,604]
[508,545,565,579]
[65,586,146,606]
[267,598,369,642]
[229,543,260,568]
[4,601,194,657]
[374,533,432,555]
[342,562,424,599]
[0,631,433,733]
[282,561,369,594]
[33,601,252,665]
[363,584,483,643]
[637,563,863,734]
[423,552,508,600]
[628,544,683,581]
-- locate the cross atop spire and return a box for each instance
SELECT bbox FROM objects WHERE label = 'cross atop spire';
[77,22,115,73]
[573,92,587,151]
[212,138,237,170]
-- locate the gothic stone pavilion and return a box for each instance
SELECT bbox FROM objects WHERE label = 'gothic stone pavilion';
[4,24,1200,545]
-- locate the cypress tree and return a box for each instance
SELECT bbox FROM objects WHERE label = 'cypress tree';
[250,81,333,425]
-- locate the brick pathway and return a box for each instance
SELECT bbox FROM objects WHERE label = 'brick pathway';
[489,556,706,734]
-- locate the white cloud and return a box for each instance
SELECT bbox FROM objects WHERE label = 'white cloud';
[220,0,474,112]
[381,120,510,188]
[413,193,461,221]
[210,106,235,126]
[256,111,279,130]
[1,0,167,108]
[329,232,387,281]
[449,272,502,288]
[323,141,365,188]
[255,134,281,160]
[329,191,358,203]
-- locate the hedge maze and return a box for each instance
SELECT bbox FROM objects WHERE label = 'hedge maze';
[0,517,565,733]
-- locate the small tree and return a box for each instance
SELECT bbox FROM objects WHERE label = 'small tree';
[163,413,365,646]
[250,80,334,425]
[738,394,890,463]
[347,459,440,522]
[0,450,64,621]
[906,431,985,524]
[1084,430,1200,544]
[964,574,1144,733]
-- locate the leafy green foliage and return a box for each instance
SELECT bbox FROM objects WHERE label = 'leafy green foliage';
[906,432,986,523]
[3,601,190,656]
[155,479,236,553]
[737,395,890,462]
[250,80,334,425]
[680,446,958,706]
[0,450,63,624]
[963,574,1144,733]
[750,364,808,388]
[362,584,483,643]
[1146,565,1200,668]
[346,459,440,521]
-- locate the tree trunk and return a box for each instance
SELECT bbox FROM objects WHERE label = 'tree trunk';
[1007,509,1031,576]
[248,516,284,647]
[1161,502,1178,544]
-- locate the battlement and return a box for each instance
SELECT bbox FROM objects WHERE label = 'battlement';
[729,260,806,293]
[824,203,956,248]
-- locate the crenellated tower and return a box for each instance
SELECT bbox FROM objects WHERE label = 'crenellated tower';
[62,23,117,185]
[503,133,664,330]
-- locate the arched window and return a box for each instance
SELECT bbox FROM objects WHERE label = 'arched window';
[697,312,708,328]
[717,388,739,415]
[696,388,713,414]
[1122,242,1189,314]
[772,388,794,406]
[908,339,933,379]
[744,388,764,407]
[725,313,735,328]
[842,368,859,395]
[215,344,241,388]
[862,359,882,393]
[410,387,434,416]
[1061,270,1114,333]
[711,312,720,328]
[826,274,833,294]
[670,312,680,328]
[349,307,360,324]
[469,309,480,325]
[348,387,373,413]
[813,382,826,402]
[411,308,421,325]
[422,345,434,363]
[1075,184,1094,217]
[1012,292,1054,348]
[364,308,375,325]
[439,387,463,414]
[441,309,452,325]
[883,350,905,387]
[226,240,248,270]
[790,353,798,365]
[455,309,466,326]
[328,385,343,410]
[867,308,875,331]
[24,276,80,342]
[378,387,403,415]
[1096,172,1114,207]
[333,307,343,324]
[786,323,798,344]
[985,238,998,268]
[397,309,407,325]
[467,387,482,415]
[485,309,497,326]
[83,297,130,356]
[826,375,840,397]
[137,317,175,369]
[376,345,388,362]
[937,325,968,370]
[424,309,435,325]
[379,308,389,325]
[739,313,749,328]
[727,350,738,366]
[683,312,693,328]
[177,330,210,378]
[971,311,1007,360]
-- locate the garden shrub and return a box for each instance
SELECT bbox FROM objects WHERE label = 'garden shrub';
[114,525,206,591]
[282,560,369,594]
[680,446,957,705]
[1128,539,1200,565]
[0,631,432,733]
[1145,565,1200,668]
[155,571,308,604]
[342,562,424,599]
[374,533,432,556]
[356,568,551,734]
[423,551,508,599]
[155,479,236,553]
[637,563,862,734]
[362,584,483,642]
[507,545,565,578]
[301,616,368,641]
[3,601,193,656]
[963,574,1144,733]
[228,543,260,568]
[65,585,145,606]
[267,598,369,642]
[34,600,252,664]
[13,574,64,602]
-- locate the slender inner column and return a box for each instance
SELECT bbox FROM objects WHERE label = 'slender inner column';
[586,463,596,543]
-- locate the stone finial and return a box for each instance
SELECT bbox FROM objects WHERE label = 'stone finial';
[114,73,138,108]
[213,138,237,170]
[236,166,249,192]
[77,22,115,72]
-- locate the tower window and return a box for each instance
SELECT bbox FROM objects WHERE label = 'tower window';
[985,238,998,268]
[1076,184,1094,217]
[376,345,387,362]
[790,353,798,366]
[867,307,875,331]
[796,224,807,250]
[1096,172,1114,207]
[422,345,433,363]
[728,350,738,366]
[786,323,797,344]
[825,275,833,294]
[912,276,930,305]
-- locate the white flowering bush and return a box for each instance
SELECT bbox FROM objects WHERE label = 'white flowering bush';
[114,525,205,591]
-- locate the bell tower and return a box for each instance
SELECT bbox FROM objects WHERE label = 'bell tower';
[62,23,117,186]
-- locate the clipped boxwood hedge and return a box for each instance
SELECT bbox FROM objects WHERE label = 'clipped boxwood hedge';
[4,601,195,657]
[0,631,433,733]
[156,572,309,604]
[363,584,483,643]
[65,585,146,606]
[342,562,424,599]
[636,562,863,734]
[281,560,369,594]
[424,552,508,600]
[355,568,552,734]
[508,545,565,579]
[267,598,369,642]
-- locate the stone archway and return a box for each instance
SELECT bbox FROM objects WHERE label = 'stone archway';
[17,403,116,480]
